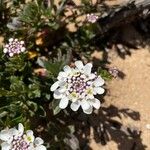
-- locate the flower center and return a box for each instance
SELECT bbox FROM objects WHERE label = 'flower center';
[9,42,21,53]
[12,135,29,150]
[66,72,95,99]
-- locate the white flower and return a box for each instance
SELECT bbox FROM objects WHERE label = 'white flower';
[86,13,99,23]
[3,38,26,57]
[50,60,105,114]
[0,123,46,150]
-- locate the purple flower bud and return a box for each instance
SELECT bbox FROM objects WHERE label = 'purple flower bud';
[109,67,119,78]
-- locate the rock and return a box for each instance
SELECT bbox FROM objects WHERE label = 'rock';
[146,124,150,130]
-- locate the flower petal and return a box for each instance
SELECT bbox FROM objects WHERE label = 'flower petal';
[50,81,59,91]
[83,63,92,75]
[59,81,66,87]
[0,130,11,141]
[18,123,24,136]
[9,38,13,42]
[3,48,8,53]
[81,100,90,110]
[53,90,63,99]
[94,87,105,94]
[9,53,13,57]
[58,87,67,93]
[63,65,71,74]
[75,61,84,70]
[57,72,67,81]
[9,128,18,137]
[70,101,80,111]
[83,106,93,114]
[59,97,69,109]
[1,142,11,150]
[21,47,26,52]
[89,99,100,109]
[94,77,104,87]
[86,94,94,99]
[25,130,35,143]
[88,73,96,79]
[28,143,34,150]
[26,130,34,136]
[34,137,44,146]
[35,145,47,150]
[20,41,24,44]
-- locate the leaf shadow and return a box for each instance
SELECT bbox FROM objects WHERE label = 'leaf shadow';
[70,104,147,150]
[30,95,147,150]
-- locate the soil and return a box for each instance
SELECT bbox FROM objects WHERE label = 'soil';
[89,47,150,150]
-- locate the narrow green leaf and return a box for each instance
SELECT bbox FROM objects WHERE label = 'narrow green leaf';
[52,99,61,115]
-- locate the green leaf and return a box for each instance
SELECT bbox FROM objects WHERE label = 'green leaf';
[28,84,41,99]
[37,106,46,117]
[44,61,63,76]
[37,58,65,77]
[68,125,75,134]
[10,76,25,93]
[19,2,40,25]
[45,94,50,100]
[26,101,38,112]
[53,106,61,115]
[0,88,17,97]
[11,115,24,125]
[56,0,67,16]
[0,111,8,118]
[5,55,26,72]
[52,99,61,115]
[98,69,112,81]
[0,46,4,58]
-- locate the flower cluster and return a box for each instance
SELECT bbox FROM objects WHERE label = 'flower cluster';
[0,123,46,150]
[50,61,105,114]
[3,38,26,57]
[86,14,99,23]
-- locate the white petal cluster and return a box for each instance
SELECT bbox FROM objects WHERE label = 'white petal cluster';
[50,60,105,114]
[0,123,46,150]
[86,14,99,23]
[3,38,26,57]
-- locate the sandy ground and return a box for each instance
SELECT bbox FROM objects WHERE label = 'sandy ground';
[89,48,150,150]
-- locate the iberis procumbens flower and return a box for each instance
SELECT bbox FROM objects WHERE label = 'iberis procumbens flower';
[50,61,105,114]
[86,13,99,23]
[3,38,26,57]
[0,123,46,150]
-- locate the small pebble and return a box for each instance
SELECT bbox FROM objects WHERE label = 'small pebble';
[146,124,150,129]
